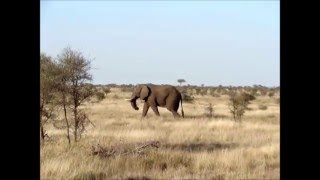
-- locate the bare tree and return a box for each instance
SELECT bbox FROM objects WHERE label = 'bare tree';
[57,47,94,142]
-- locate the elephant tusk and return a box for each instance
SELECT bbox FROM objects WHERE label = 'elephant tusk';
[124,98,132,101]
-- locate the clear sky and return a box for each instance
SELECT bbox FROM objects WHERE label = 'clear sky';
[41,1,279,87]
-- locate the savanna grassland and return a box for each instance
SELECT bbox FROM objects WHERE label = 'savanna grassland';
[40,87,280,180]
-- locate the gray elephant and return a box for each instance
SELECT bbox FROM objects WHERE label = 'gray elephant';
[126,84,184,118]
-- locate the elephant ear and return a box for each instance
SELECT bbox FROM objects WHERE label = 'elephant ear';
[140,85,150,100]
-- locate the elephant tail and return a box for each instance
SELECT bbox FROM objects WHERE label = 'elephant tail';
[180,98,184,118]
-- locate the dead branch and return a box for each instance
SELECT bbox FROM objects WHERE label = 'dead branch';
[91,141,160,158]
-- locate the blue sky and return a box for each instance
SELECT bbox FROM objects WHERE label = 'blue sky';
[41,1,279,87]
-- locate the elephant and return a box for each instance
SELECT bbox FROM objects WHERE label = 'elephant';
[126,84,184,118]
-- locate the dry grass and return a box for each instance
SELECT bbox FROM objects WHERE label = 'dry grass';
[41,88,279,180]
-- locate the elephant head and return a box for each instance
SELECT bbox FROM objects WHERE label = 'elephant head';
[129,85,150,110]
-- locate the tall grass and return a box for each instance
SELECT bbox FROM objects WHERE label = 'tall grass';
[41,88,279,180]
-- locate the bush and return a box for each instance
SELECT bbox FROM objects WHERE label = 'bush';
[241,92,256,102]
[121,87,132,92]
[204,103,214,118]
[221,89,229,95]
[95,91,106,101]
[200,89,208,96]
[228,91,255,122]
[195,88,201,96]
[260,89,268,96]
[209,90,220,97]
[182,93,195,103]
[113,94,120,99]
[258,105,268,110]
[250,89,258,96]
[103,88,111,95]
[188,90,194,96]
[268,91,275,97]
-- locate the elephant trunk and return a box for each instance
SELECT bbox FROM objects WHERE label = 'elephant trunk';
[130,97,139,110]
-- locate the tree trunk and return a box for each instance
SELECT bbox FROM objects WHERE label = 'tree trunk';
[74,108,78,142]
[40,121,45,142]
[63,94,71,145]
[40,100,45,142]
[73,86,79,142]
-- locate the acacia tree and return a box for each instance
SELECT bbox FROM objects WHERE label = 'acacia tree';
[40,53,59,142]
[177,79,186,86]
[57,47,94,142]
[53,63,72,144]
[228,91,255,122]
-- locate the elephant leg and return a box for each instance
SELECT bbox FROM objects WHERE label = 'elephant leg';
[150,105,160,116]
[142,103,150,117]
[167,105,180,119]
[168,109,180,119]
[172,111,181,119]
